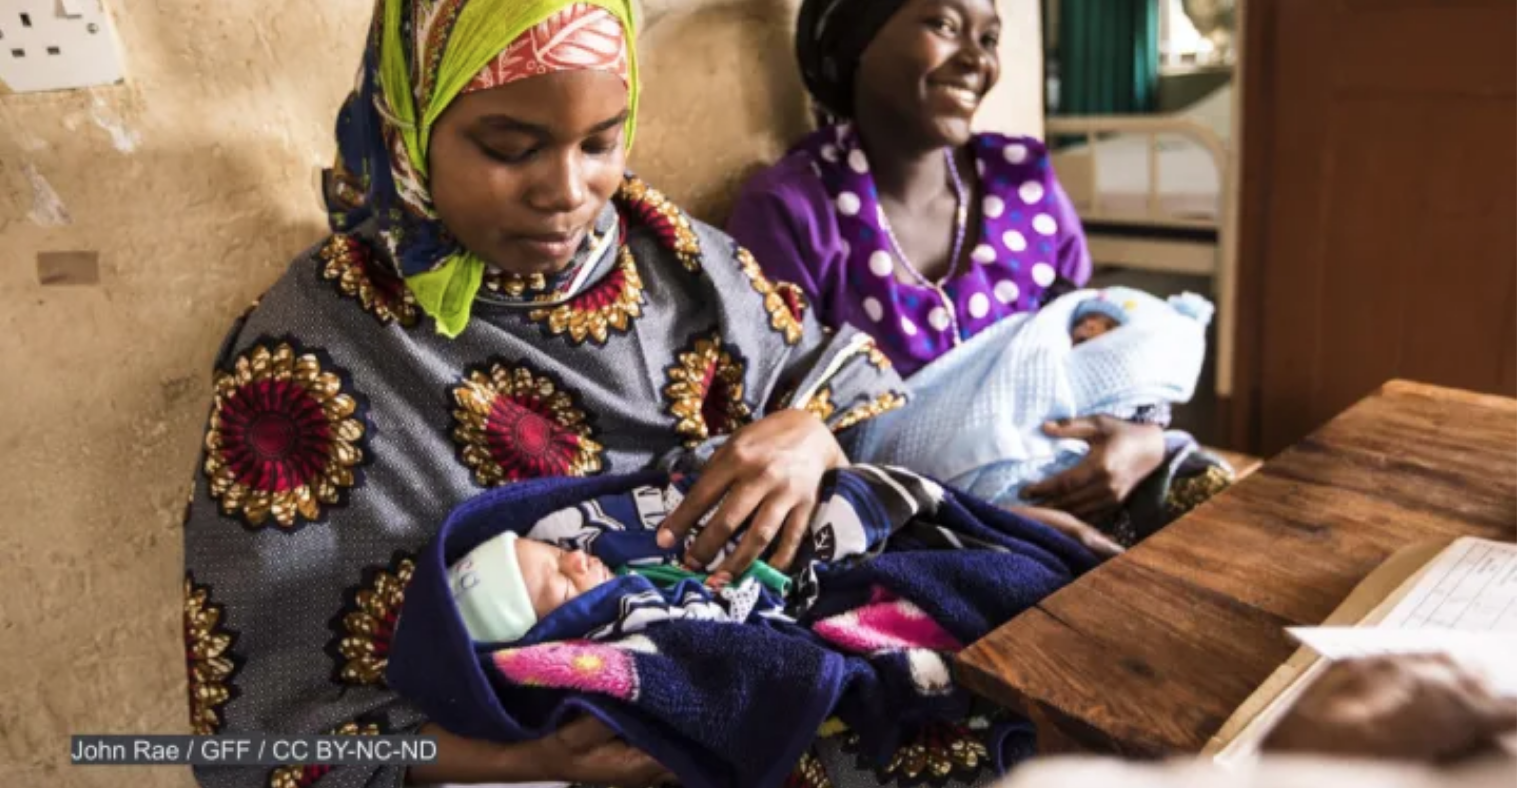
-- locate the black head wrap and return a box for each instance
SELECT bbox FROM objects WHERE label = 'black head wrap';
[795,0,914,121]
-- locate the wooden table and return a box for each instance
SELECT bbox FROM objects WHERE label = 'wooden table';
[956,380,1517,755]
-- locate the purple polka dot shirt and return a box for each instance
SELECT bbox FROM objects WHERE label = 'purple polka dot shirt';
[728,125,1092,377]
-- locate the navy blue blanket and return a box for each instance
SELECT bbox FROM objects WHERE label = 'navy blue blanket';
[387,468,1096,788]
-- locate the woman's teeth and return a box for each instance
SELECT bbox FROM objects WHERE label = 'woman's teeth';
[935,85,979,106]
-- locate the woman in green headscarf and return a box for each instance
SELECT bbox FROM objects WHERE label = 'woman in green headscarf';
[181,1,907,785]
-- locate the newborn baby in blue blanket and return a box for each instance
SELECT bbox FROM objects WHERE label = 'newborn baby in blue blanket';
[858,286,1214,510]
[443,471,899,645]
[387,468,1096,788]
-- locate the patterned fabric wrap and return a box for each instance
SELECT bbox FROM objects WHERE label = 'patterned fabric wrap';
[388,466,1099,788]
[461,4,629,95]
[856,287,1212,510]
[324,0,639,336]
[181,177,908,788]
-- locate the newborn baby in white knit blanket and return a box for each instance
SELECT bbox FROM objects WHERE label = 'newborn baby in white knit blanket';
[857,286,1213,508]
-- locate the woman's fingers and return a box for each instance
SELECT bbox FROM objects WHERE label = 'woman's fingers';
[586,740,675,787]
[657,461,735,550]
[657,410,842,580]
[1040,416,1106,441]
[766,503,814,571]
[619,755,676,788]
[711,493,792,582]
[553,715,619,752]
[1023,461,1097,503]
[1477,696,1518,734]
[1073,525,1124,558]
[1011,506,1123,559]
[1037,472,1110,510]
[683,477,767,569]
[1055,484,1119,522]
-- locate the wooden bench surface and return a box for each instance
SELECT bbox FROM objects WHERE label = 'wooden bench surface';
[955,380,1517,755]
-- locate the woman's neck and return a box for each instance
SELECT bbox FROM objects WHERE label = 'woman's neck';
[854,123,953,210]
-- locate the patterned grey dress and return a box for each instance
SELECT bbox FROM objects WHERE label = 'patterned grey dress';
[182,177,910,788]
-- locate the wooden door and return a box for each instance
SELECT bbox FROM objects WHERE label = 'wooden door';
[1231,0,1516,455]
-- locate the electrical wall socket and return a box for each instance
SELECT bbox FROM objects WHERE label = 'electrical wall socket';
[0,0,125,93]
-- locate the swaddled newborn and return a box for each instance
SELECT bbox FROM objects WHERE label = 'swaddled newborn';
[446,473,885,643]
[449,531,615,643]
[389,468,1098,788]
[856,286,1214,515]
[1069,294,1130,345]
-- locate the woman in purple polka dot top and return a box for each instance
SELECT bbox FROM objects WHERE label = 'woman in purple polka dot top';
[729,0,1195,540]
[729,0,1091,379]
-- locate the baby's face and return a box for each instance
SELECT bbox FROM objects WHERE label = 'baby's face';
[515,538,615,618]
[1071,314,1119,346]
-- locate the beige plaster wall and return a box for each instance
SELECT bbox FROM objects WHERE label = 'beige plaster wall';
[0,2,1038,786]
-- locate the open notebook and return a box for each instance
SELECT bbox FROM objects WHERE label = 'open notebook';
[1205,536,1517,765]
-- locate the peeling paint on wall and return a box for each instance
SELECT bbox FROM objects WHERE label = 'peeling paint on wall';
[22,163,71,226]
[89,96,140,153]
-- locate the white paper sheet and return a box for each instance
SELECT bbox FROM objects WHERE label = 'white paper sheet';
[1287,627,1517,696]
[1286,538,1516,695]
[1376,538,1516,631]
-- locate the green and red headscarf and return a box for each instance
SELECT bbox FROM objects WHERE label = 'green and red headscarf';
[326,0,639,337]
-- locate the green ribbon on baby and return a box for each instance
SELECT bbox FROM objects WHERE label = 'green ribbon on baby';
[618,561,792,597]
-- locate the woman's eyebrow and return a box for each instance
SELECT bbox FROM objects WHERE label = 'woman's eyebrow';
[585,109,630,135]
[476,109,629,138]
[476,115,550,137]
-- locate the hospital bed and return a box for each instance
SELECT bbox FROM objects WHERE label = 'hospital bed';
[1046,84,1238,397]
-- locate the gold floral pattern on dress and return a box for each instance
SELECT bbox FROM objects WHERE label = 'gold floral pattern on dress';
[1164,464,1234,519]
[266,720,383,788]
[783,748,834,788]
[185,574,240,736]
[451,361,605,485]
[734,247,806,345]
[879,721,990,782]
[664,332,753,448]
[616,175,702,273]
[860,336,893,370]
[318,234,419,327]
[832,392,907,432]
[331,553,415,687]
[843,721,989,783]
[204,341,368,530]
[481,268,549,298]
[526,244,645,345]
[801,387,836,423]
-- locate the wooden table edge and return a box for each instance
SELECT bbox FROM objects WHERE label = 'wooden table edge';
[1380,379,1517,412]
[955,630,1170,757]
[953,379,1516,756]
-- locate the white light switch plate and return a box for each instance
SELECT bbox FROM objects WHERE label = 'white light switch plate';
[0,0,125,93]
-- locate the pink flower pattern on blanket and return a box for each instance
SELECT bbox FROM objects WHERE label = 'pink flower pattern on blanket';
[812,587,963,654]
[492,640,639,700]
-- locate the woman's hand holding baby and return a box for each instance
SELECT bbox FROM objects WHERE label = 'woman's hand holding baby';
[1022,416,1166,521]
[657,409,848,583]
[533,716,677,786]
